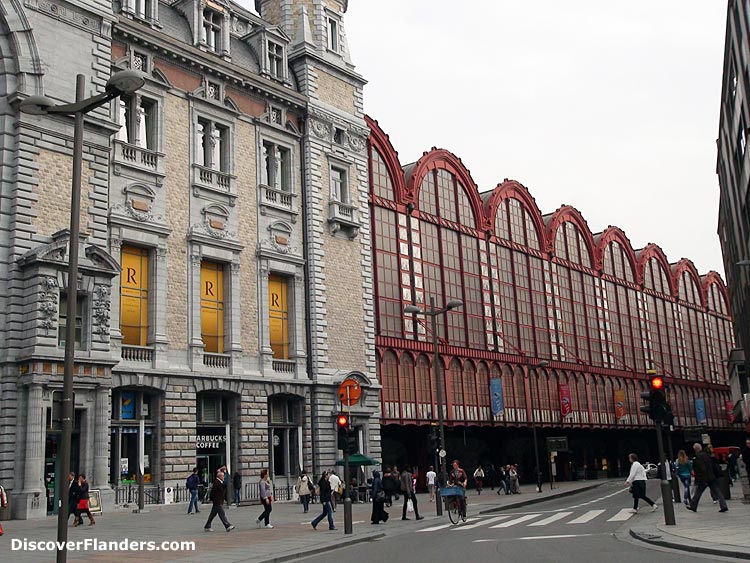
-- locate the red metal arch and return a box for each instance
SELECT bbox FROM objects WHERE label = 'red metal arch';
[366,116,408,204]
[636,244,674,294]
[672,258,705,306]
[546,205,597,266]
[483,180,546,241]
[702,271,731,314]
[404,148,485,226]
[595,226,638,278]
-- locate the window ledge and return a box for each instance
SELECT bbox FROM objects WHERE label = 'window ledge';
[203,352,231,369]
[192,164,237,205]
[121,344,154,366]
[272,359,296,375]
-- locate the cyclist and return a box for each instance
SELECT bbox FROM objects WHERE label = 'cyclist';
[448,459,468,517]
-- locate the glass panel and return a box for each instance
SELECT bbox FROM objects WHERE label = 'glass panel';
[201,261,224,353]
[269,275,289,359]
[121,245,149,346]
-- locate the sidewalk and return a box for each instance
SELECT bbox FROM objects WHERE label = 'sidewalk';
[628,494,750,560]
[2,479,611,563]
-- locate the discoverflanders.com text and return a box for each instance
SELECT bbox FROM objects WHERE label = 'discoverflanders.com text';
[12,538,196,552]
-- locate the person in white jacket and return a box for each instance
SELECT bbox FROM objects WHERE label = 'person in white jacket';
[624,453,657,513]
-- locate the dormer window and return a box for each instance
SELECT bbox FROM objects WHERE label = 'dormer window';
[327,17,339,52]
[135,0,152,20]
[268,41,284,79]
[203,9,222,52]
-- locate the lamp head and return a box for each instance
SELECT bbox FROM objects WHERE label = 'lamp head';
[446,300,463,310]
[19,95,57,115]
[738,260,750,267]
[106,70,146,95]
[535,360,550,368]
[404,305,423,315]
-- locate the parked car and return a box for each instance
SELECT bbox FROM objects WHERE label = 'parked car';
[643,463,659,479]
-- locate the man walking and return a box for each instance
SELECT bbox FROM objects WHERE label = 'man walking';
[426,465,437,502]
[186,467,201,514]
[328,471,341,512]
[400,465,424,521]
[311,471,336,531]
[688,443,728,513]
[203,470,235,532]
[67,472,83,526]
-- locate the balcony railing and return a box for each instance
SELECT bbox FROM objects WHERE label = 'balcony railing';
[194,164,232,193]
[114,140,164,176]
[272,359,296,374]
[260,185,295,213]
[121,345,154,364]
[203,353,230,369]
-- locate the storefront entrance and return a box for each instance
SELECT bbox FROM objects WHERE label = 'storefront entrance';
[44,412,82,515]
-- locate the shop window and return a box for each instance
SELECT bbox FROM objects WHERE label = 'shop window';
[269,275,289,359]
[330,165,348,203]
[197,393,229,423]
[117,94,157,150]
[201,261,225,354]
[262,141,291,191]
[269,396,302,477]
[120,245,150,346]
[110,389,158,485]
[196,118,230,172]
[268,41,284,79]
[202,8,222,52]
[58,293,85,350]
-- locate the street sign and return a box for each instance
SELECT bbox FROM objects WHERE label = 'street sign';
[338,379,362,406]
[438,449,446,458]
[546,436,568,452]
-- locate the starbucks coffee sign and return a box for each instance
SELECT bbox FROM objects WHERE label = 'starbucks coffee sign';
[196,434,227,450]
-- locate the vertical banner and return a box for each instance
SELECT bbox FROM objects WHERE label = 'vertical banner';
[559,383,572,420]
[614,389,627,422]
[121,390,136,420]
[726,400,735,423]
[695,397,707,425]
[490,377,504,416]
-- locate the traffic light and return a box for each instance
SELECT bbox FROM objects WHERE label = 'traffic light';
[640,372,671,422]
[428,428,440,452]
[344,430,358,455]
[337,413,349,450]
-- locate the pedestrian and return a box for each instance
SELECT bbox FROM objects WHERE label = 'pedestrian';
[328,470,342,512]
[370,470,389,524]
[509,465,520,494]
[311,471,336,530]
[203,470,234,532]
[186,467,201,514]
[742,437,750,470]
[296,470,312,513]
[675,450,692,506]
[67,472,83,526]
[474,465,485,495]
[390,465,401,503]
[625,453,657,514]
[400,465,424,521]
[76,474,95,526]
[217,465,229,507]
[486,464,497,490]
[382,466,395,507]
[255,468,274,529]
[426,465,437,502]
[232,471,241,506]
[688,443,728,513]
[0,482,6,536]
[497,465,509,495]
[727,451,738,482]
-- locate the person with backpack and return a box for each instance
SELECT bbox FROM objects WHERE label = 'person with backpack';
[186,467,201,514]
[296,470,312,513]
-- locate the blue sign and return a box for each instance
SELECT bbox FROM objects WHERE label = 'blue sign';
[490,378,504,416]
[695,398,707,425]
[121,391,136,420]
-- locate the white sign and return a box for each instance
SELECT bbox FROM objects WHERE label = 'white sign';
[701,433,710,445]
[120,459,129,475]
[163,486,173,504]
[438,449,446,458]
[196,434,227,449]
[273,434,280,447]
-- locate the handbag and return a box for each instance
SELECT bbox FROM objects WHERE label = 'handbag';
[307,481,314,493]
[375,490,386,502]
[407,499,414,513]
[77,498,89,510]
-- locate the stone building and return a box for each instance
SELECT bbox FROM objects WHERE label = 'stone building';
[0,0,379,519]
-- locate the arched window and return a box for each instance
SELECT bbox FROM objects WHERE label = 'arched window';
[464,361,478,421]
[370,148,394,200]
[514,366,527,423]
[373,206,402,337]
[477,362,490,421]
[380,351,400,419]
[400,353,416,419]
[548,370,560,424]
[415,355,432,419]
[449,359,464,420]
[577,375,589,424]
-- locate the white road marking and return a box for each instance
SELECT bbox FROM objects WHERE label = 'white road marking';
[567,509,605,524]
[563,487,628,510]
[607,508,634,521]
[518,533,596,540]
[417,523,453,532]
[527,511,573,526]
[490,514,541,528]
[453,516,511,530]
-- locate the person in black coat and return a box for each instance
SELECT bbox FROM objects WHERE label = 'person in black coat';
[370,470,389,524]
[311,471,336,530]
[67,472,83,526]
[688,443,728,512]
[203,470,234,532]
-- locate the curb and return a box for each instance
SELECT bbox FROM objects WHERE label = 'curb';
[256,532,386,563]
[477,482,608,515]
[628,528,750,560]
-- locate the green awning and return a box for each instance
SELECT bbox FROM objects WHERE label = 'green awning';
[334,453,380,466]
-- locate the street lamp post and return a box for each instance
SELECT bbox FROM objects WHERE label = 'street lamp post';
[405,297,463,517]
[528,360,549,493]
[20,71,145,563]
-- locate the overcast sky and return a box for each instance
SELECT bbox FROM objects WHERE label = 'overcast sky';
[241,1,728,276]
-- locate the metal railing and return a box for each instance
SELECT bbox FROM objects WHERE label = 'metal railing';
[112,482,297,506]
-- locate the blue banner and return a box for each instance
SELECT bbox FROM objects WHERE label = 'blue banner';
[490,377,504,416]
[121,391,136,420]
[695,397,707,425]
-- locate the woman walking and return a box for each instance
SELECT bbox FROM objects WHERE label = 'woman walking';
[296,470,312,513]
[76,474,95,526]
[474,465,485,495]
[675,450,692,505]
[370,470,389,524]
[509,465,520,494]
[625,453,657,513]
[311,471,336,530]
[255,469,274,529]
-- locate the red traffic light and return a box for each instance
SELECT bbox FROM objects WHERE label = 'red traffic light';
[336,414,349,428]
[650,376,664,390]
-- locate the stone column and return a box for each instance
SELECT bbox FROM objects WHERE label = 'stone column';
[23,384,44,493]
[93,386,110,487]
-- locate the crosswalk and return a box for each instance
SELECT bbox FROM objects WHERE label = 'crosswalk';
[417,508,637,533]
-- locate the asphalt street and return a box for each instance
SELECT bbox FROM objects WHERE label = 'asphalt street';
[299,481,733,563]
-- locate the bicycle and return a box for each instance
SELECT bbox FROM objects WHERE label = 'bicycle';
[440,486,467,524]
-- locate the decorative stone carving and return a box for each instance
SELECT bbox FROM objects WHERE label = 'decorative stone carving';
[190,253,202,267]
[92,285,111,341]
[190,220,238,241]
[311,119,331,140]
[39,277,59,333]
[347,133,366,153]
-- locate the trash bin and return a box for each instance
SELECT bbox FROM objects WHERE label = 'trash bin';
[719,466,731,500]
